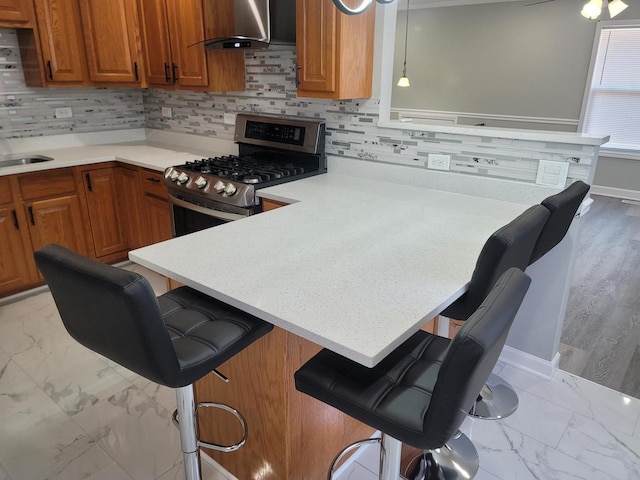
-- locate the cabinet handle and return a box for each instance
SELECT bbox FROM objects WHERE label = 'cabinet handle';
[86,173,92,192]
[172,63,178,84]
[164,63,171,83]
[295,63,301,86]
[12,210,19,229]
[46,60,53,80]
[146,177,161,183]
[134,62,139,82]
[28,206,35,226]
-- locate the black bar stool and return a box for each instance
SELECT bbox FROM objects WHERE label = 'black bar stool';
[440,204,549,419]
[295,268,531,480]
[530,180,590,265]
[34,244,273,480]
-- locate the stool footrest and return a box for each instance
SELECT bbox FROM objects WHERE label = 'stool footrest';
[328,437,381,480]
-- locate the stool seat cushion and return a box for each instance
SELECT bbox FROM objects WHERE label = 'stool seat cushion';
[159,287,274,386]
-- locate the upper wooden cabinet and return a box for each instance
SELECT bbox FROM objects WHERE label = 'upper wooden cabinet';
[0,0,34,27]
[78,0,146,86]
[138,0,208,88]
[33,0,89,85]
[296,0,375,99]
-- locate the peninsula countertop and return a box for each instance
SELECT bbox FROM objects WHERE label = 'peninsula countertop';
[129,173,529,367]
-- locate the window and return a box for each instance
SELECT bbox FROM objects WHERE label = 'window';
[580,21,640,152]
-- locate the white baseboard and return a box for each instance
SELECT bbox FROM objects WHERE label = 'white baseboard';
[499,345,559,380]
[590,185,640,201]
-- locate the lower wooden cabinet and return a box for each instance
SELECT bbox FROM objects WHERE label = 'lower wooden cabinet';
[140,168,173,244]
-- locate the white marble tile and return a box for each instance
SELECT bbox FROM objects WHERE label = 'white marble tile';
[0,397,112,480]
[72,385,183,480]
[501,367,640,437]
[557,414,640,480]
[0,352,51,421]
[142,382,177,413]
[472,420,618,480]
[156,461,230,480]
[0,463,10,480]
[499,388,573,448]
[85,461,133,480]
[474,469,502,480]
[16,342,131,416]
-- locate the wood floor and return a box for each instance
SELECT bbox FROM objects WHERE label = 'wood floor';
[560,194,640,399]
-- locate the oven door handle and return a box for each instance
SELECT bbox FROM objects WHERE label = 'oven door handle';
[170,195,249,222]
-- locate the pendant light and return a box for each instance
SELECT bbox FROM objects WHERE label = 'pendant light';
[332,0,396,15]
[397,0,411,87]
[607,0,629,17]
[581,0,628,19]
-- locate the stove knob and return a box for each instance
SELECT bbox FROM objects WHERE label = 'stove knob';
[194,176,208,189]
[213,180,226,193]
[177,172,190,184]
[224,183,237,196]
[169,169,180,182]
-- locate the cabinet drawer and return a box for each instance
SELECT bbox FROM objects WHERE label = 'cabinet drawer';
[19,168,76,201]
[141,169,167,198]
[0,177,12,204]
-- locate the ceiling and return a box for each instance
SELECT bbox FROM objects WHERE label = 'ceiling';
[396,0,528,8]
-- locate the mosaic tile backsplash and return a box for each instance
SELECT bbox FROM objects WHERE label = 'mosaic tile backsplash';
[1,27,591,185]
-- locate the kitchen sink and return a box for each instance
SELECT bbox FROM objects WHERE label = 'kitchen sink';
[0,155,54,168]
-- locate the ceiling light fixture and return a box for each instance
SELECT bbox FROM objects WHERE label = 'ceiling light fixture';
[332,0,396,15]
[397,0,410,87]
[581,0,628,19]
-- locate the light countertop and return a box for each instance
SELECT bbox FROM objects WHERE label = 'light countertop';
[130,174,528,367]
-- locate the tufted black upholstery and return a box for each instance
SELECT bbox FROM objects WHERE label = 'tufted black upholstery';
[34,244,273,388]
[441,204,549,322]
[295,268,531,450]
[529,181,590,265]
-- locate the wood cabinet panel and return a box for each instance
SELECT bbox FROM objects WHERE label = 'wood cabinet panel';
[138,0,173,86]
[18,168,76,201]
[78,0,144,85]
[0,177,11,204]
[33,0,88,85]
[261,199,288,212]
[140,168,167,198]
[120,166,146,249]
[296,0,374,99]
[0,205,36,296]
[0,0,33,26]
[145,194,173,244]
[166,0,207,87]
[82,167,129,258]
[24,194,90,257]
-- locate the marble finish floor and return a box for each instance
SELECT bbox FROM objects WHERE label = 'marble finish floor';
[1,266,639,480]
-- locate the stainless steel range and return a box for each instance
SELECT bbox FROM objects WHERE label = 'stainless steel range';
[164,114,326,236]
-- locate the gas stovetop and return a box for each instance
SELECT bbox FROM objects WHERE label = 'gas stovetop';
[164,114,326,209]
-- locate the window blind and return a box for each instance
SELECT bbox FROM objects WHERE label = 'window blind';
[581,26,640,151]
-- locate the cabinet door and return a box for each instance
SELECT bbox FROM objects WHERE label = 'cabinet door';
[166,0,208,87]
[25,195,90,257]
[78,0,144,84]
[0,0,32,26]
[33,0,88,84]
[120,166,146,249]
[296,0,337,94]
[82,168,128,258]
[0,205,36,296]
[145,194,173,244]
[138,0,173,86]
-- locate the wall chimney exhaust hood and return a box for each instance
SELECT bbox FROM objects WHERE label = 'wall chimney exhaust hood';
[193,0,296,50]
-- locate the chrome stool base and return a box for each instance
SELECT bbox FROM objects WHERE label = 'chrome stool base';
[406,432,479,480]
[470,373,519,420]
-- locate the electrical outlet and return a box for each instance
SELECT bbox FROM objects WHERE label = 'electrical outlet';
[427,154,451,171]
[55,107,73,119]
[161,107,172,119]
[223,112,236,125]
[536,160,569,188]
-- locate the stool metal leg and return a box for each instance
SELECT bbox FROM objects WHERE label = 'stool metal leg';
[380,434,403,480]
[327,438,381,480]
[405,431,479,480]
[175,385,202,480]
[469,373,519,420]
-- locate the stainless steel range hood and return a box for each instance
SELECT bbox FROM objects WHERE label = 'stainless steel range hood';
[198,0,296,50]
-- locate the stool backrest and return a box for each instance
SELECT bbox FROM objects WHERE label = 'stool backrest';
[425,267,531,445]
[443,204,549,320]
[529,181,590,265]
[34,244,181,386]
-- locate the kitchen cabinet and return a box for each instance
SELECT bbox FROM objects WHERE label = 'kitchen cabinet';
[0,177,38,296]
[78,0,146,86]
[0,0,34,26]
[140,168,173,244]
[18,168,91,260]
[120,166,147,249]
[138,0,208,88]
[80,164,130,259]
[262,198,288,212]
[296,0,375,99]
[33,0,89,85]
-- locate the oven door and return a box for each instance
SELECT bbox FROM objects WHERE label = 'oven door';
[169,194,250,237]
